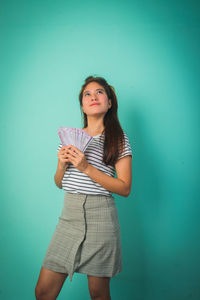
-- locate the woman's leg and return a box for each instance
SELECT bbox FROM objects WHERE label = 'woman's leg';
[87,275,111,300]
[35,267,68,300]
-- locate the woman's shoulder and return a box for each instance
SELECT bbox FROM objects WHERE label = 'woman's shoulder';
[121,129,130,139]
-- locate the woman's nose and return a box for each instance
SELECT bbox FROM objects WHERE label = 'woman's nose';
[91,93,97,100]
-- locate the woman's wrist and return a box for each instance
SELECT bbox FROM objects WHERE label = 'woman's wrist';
[58,161,68,171]
[83,163,91,175]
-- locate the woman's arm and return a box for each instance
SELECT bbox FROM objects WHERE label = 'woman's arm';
[54,145,70,189]
[65,145,132,197]
[84,155,132,197]
[54,161,69,189]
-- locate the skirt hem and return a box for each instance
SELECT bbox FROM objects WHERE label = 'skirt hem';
[42,262,122,282]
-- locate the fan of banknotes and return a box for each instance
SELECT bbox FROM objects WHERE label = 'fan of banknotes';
[58,127,93,152]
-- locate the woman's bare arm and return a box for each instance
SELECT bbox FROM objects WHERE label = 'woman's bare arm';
[54,161,68,189]
[83,155,132,197]
[54,146,69,189]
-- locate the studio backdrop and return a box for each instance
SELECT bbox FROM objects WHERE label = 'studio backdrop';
[1,0,199,299]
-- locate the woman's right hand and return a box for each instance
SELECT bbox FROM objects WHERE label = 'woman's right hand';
[57,146,70,170]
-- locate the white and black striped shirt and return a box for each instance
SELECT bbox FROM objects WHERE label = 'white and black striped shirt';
[57,130,132,196]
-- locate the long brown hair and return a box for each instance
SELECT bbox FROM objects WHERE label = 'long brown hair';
[79,76,125,167]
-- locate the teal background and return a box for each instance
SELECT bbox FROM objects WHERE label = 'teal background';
[1,0,200,299]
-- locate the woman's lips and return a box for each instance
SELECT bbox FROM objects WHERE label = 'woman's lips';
[90,103,100,106]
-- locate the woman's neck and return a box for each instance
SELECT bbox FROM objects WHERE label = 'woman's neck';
[83,126,104,136]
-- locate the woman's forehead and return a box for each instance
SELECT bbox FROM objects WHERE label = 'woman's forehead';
[84,81,105,92]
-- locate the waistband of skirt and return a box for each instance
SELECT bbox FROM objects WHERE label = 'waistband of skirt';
[64,192,115,201]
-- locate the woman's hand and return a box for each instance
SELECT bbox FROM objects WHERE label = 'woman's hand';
[57,146,70,170]
[63,145,89,172]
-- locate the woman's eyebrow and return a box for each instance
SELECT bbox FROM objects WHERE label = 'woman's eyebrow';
[84,88,104,94]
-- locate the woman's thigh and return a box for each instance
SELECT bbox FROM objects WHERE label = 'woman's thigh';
[35,267,68,299]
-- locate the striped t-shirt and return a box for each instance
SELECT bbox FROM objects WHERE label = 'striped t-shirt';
[57,130,132,196]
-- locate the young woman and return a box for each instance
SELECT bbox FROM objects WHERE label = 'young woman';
[35,76,132,300]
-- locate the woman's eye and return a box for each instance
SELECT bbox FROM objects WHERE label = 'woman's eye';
[84,91,103,96]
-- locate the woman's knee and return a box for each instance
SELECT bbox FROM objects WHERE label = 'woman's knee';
[88,276,111,300]
[89,286,101,299]
[35,284,50,300]
[89,287,111,300]
[35,267,68,300]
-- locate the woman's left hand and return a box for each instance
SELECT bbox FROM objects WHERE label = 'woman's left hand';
[64,145,89,172]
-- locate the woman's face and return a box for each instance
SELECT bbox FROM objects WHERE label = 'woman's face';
[82,82,112,117]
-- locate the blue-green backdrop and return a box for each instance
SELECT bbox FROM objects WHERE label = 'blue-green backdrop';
[1,0,200,299]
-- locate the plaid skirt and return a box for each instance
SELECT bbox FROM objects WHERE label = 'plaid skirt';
[42,192,122,281]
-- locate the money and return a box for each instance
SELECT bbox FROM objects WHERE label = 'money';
[58,127,93,152]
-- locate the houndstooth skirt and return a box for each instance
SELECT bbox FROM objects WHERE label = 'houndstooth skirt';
[42,192,123,281]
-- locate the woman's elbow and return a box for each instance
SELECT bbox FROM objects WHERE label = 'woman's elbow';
[123,185,131,197]
[54,177,62,189]
[123,191,130,197]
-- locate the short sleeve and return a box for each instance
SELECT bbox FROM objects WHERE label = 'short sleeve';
[117,131,133,160]
[57,143,62,153]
